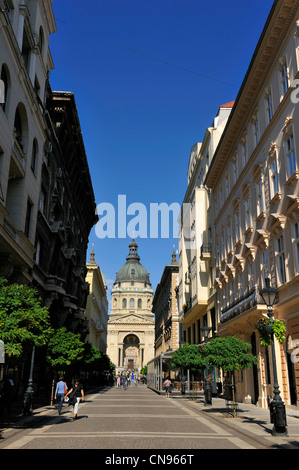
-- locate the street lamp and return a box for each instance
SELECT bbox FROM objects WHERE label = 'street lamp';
[201,325,212,406]
[259,277,287,436]
[23,345,35,416]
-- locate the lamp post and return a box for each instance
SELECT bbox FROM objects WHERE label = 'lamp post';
[259,277,287,436]
[23,345,35,416]
[201,325,212,406]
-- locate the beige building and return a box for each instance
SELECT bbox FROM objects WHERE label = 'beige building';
[205,0,299,408]
[178,102,234,346]
[153,248,179,357]
[106,239,155,374]
[0,0,56,283]
[85,245,108,353]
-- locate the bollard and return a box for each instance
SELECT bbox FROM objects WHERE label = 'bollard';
[271,401,288,436]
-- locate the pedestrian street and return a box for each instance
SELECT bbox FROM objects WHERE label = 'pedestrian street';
[0,384,277,451]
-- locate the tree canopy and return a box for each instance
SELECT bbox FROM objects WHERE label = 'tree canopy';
[46,327,85,368]
[0,278,53,359]
[171,343,206,370]
[203,336,257,371]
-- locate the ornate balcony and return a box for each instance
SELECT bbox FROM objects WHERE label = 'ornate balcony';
[220,286,260,324]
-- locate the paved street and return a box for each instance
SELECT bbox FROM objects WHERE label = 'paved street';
[1,383,299,454]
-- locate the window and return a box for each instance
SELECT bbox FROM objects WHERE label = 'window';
[0,64,9,113]
[256,180,264,214]
[262,251,268,285]
[221,231,225,261]
[225,174,230,198]
[227,223,232,253]
[39,187,46,214]
[277,236,286,284]
[253,118,259,147]
[31,139,38,174]
[294,221,299,273]
[270,158,279,196]
[242,141,247,167]
[138,298,142,309]
[130,298,135,309]
[266,91,273,124]
[24,199,33,238]
[232,158,238,184]
[219,186,223,207]
[285,134,296,177]
[122,298,127,308]
[235,211,241,242]
[245,197,251,230]
[281,63,289,98]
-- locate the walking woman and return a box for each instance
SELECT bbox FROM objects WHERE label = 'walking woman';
[55,376,68,415]
[163,377,172,398]
[65,378,84,420]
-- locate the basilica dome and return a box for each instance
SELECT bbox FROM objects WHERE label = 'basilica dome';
[115,239,151,284]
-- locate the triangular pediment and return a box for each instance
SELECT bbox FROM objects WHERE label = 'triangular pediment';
[108,313,154,325]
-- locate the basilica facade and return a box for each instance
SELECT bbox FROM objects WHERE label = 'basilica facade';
[106,239,155,374]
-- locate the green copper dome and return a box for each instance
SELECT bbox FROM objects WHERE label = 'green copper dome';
[115,239,151,284]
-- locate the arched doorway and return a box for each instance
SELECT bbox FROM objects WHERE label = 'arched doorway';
[123,334,140,371]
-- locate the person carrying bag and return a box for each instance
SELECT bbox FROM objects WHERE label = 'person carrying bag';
[65,378,84,420]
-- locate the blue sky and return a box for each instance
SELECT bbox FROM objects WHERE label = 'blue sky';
[49,0,274,306]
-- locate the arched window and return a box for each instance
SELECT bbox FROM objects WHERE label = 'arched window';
[138,298,142,308]
[122,298,127,308]
[130,298,135,308]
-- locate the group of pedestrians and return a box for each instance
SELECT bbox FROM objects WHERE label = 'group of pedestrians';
[54,376,84,420]
[116,372,139,389]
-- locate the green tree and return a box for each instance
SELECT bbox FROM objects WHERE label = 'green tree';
[0,278,53,360]
[171,343,206,371]
[46,327,85,369]
[203,336,257,372]
[203,336,257,415]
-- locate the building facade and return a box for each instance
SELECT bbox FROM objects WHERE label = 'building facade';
[0,0,56,284]
[0,1,98,339]
[85,245,108,353]
[106,239,155,374]
[178,103,234,346]
[205,0,299,408]
[33,89,98,337]
[153,248,179,357]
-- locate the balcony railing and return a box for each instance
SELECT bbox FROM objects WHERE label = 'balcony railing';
[200,243,212,260]
[220,286,260,323]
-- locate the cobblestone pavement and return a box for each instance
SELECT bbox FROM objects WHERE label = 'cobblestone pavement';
[0,384,298,456]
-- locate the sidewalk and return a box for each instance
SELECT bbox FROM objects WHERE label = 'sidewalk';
[173,393,299,447]
[0,385,107,435]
